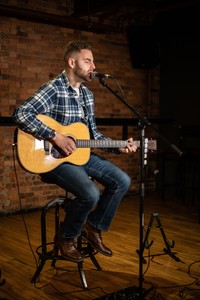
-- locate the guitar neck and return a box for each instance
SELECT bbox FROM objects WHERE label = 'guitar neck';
[76,140,140,148]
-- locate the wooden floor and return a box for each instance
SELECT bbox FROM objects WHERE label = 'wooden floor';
[0,192,199,300]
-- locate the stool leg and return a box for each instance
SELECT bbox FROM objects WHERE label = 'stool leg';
[78,261,88,289]
[31,204,49,283]
[51,204,60,267]
[87,243,102,271]
[31,199,64,282]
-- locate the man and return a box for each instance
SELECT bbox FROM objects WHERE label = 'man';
[13,40,137,262]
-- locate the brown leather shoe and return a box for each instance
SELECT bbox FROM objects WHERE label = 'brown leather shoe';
[82,221,113,257]
[54,231,83,262]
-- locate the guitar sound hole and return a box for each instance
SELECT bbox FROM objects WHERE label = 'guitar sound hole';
[51,146,66,159]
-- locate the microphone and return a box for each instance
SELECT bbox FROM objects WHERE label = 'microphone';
[90,71,114,80]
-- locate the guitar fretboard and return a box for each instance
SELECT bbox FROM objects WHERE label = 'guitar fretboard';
[76,140,140,148]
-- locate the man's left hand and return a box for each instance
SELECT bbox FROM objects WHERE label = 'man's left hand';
[119,137,137,154]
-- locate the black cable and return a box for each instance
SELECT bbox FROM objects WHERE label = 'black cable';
[12,142,38,268]
[145,259,200,299]
[35,280,108,297]
[178,260,200,299]
[33,266,109,297]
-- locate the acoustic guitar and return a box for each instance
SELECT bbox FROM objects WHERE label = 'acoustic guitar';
[16,114,157,173]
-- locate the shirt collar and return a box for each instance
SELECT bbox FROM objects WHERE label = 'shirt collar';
[62,70,71,88]
[62,70,86,94]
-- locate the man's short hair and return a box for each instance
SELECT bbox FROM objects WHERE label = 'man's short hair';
[64,40,92,63]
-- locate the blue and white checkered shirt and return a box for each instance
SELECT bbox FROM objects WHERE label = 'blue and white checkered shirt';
[13,70,119,153]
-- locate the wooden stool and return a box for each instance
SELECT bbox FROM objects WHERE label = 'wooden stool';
[31,195,102,288]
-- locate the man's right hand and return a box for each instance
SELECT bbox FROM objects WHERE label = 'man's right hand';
[52,132,76,156]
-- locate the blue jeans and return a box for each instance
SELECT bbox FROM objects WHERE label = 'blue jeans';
[41,152,131,238]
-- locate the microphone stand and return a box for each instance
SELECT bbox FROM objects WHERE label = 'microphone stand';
[98,77,182,299]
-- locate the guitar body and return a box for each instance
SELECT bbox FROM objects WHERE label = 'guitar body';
[17,115,91,173]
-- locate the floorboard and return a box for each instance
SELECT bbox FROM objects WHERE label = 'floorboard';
[0,192,199,299]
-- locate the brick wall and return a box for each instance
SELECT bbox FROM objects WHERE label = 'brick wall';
[0,0,160,214]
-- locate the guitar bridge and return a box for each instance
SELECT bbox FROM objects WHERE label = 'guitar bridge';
[44,140,50,155]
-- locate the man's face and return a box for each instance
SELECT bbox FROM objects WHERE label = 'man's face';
[72,49,96,82]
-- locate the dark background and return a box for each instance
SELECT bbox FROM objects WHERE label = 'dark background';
[128,4,200,148]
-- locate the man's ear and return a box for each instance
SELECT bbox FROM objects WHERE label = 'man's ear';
[68,57,75,69]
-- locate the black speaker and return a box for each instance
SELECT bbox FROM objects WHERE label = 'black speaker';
[127,24,160,69]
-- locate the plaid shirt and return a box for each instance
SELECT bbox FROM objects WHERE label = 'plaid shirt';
[13,70,119,153]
